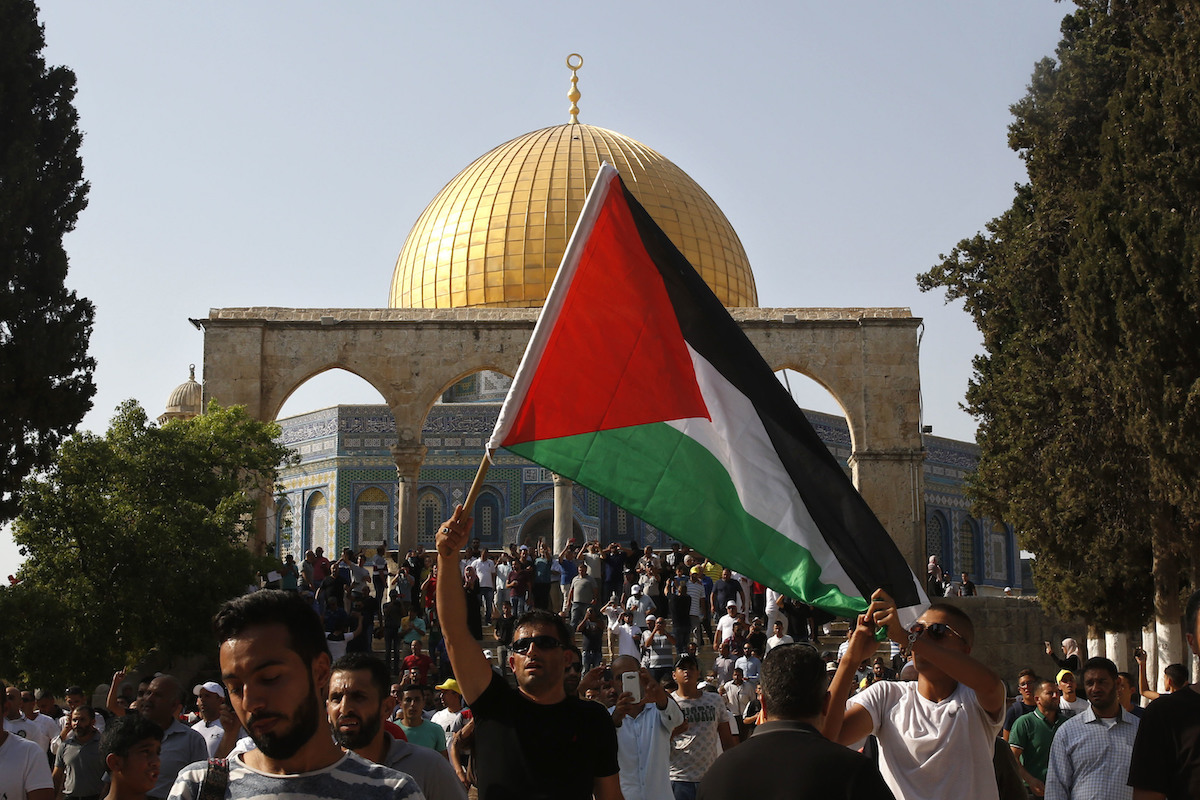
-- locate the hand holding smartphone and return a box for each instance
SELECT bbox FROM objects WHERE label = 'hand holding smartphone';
[621,670,642,703]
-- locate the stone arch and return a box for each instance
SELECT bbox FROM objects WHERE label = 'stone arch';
[517,507,583,546]
[199,307,926,576]
[771,366,859,450]
[268,363,393,424]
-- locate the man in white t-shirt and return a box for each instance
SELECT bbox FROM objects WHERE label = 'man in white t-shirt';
[625,584,655,628]
[16,689,60,757]
[669,653,736,796]
[713,602,741,652]
[189,681,241,758]
[763,620,793,655]
[763,588,786,636]
[0,680,53,800]
[822,593,1005,800]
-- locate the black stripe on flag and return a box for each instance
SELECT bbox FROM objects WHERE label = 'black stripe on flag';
[618,180,921,609]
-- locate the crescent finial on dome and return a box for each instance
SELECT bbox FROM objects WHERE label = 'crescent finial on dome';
[566,53,583,124]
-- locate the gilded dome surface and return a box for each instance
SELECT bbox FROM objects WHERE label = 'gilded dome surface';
[390,123,757,309]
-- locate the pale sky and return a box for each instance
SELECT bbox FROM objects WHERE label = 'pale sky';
[2,1,1071,578]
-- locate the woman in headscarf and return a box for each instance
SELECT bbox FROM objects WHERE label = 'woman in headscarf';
[1045,636,1082,672]
[926,555,944,597]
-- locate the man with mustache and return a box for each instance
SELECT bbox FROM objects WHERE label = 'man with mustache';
[327,653,465,800]
[166,590,425,800]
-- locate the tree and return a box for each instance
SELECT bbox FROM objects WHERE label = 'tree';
[0,0,96,523]
[0,400,297,690]
[917,1,1200,633]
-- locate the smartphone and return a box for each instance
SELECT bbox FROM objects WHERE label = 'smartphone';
[621,671,642,703]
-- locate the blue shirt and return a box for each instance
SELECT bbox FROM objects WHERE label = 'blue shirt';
[1045,705,1138,800]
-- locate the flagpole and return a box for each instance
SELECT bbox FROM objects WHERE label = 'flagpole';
[462,454,491,515]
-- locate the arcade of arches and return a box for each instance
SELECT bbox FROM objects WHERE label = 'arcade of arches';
[200,305,941,582]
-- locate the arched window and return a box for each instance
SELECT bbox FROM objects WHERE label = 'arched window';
[305,491,329,553]
[926,513,944,561]
[989,523,1009,582]
[356,486,390,550]
[277,500,295,557]
[957,517,976,578]
[418,490,444,547]
[473,489,502,544]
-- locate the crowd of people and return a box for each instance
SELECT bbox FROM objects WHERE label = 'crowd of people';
[4,512,1200,800]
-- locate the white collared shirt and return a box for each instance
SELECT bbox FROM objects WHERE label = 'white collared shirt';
[612,696,684,800]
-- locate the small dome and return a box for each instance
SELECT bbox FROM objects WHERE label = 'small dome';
[390,122,757,309]
[160,364,202,424]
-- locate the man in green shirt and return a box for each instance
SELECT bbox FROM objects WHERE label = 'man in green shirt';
[395,683,448,757]
[1009,677,1066,796]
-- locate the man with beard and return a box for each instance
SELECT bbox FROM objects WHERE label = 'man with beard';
[1044,657,1138,800]
[327,653,465,800]
[137,676,206,800]
[53,706,105,800]
[167,590,425,800]
[435,505,619,799]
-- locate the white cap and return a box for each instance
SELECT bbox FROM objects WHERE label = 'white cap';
[193,681,225,698]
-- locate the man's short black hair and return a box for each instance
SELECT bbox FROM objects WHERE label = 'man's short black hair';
[398,682,426,695]
[1186,588,1200,638]
[513,608,572,646]
[1164,663,1188,688]
[213,589,329,663]
[100,714,163,760]
[759,644,825,719]
[331,652,390,700]
[1018,667,1038,679]
[926,602,975,646]
[1081,656,1118,679]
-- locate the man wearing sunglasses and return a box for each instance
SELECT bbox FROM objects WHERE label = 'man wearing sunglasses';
[435,506,620,800]
[822,591,1006,800]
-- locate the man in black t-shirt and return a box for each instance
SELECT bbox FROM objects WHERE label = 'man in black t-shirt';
[435,505,620,800]
[699,644,894,799]
[1128,589,1200,799]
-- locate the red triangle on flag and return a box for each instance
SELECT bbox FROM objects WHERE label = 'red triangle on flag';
[501,177,710,446]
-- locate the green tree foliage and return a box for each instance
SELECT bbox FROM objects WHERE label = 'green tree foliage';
[0,401,297,689]
[917,1,1200,631]
[0,0,96,522]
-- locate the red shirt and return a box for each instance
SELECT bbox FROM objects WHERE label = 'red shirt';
[403,653,433,684]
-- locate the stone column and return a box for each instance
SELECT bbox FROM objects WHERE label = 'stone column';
[1105,631,1129,672]
[552,473,575,553]
[391,442,428,555]
[847,448,926,582]
[1087,630,1106,661]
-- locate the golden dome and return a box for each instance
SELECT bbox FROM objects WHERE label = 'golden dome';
[389,123,757,309]
[159,364,202,425]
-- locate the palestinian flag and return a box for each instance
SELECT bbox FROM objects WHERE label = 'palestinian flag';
[487,163,927,623]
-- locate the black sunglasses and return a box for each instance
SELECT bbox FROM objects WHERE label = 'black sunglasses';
[511,634,565,654]
[909,621,964,642]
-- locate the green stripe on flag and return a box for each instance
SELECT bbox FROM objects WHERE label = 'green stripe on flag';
[507,422,869,619]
